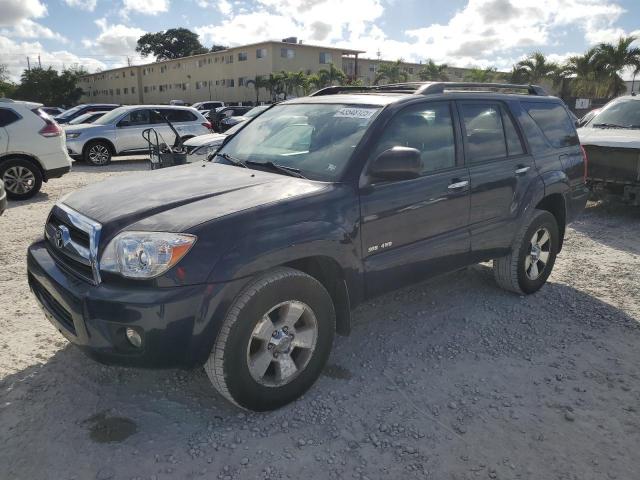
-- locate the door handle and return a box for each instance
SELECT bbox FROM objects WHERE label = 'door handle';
[515,166,530,175]
[448,180,469,190]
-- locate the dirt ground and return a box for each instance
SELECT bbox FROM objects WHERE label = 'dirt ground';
[1,160,639,480]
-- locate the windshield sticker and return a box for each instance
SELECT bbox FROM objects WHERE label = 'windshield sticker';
[334,108,378,119]
[327,163,336,171]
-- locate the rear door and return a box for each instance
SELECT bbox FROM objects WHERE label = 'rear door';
[114,109,151,153]
[457,100,534,255]
[0,108,20,153]
[359,101,471,297]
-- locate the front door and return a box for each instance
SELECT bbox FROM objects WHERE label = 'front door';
[115,109,151,153]
[359,101,471,298]
[457,101,535,255]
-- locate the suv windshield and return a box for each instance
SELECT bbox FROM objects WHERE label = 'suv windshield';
[93,107,128,125]
[57,105,85,119]
[589,98,640,128]
[215,103,381,181]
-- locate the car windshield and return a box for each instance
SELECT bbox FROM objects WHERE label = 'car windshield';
[245,106,269,118]
[57,105,85,118]
[215,103,381,181]
[93,107,127,125]
[590,99,640,127]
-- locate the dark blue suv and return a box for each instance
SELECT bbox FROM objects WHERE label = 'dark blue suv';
[27,82,588,411]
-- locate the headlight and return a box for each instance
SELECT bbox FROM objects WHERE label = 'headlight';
[100,231,197,279]
[66,132,81,139]
[191,143,221,157]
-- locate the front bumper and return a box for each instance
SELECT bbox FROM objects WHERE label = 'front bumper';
[27,240,239,368]
[44,165,71,181]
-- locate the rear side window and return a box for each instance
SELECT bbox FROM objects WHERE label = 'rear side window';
[522,102,578,148]
[0,108,21,127]
[165,109,197,122]
[373,102,456,174]
[460,103,506,163]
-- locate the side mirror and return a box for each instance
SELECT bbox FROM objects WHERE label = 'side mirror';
[369,146,422,181]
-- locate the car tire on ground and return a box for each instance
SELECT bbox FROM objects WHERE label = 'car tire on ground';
[0,158,43,200]
[83,140,112,166]
[493,209,559,295]
[205,267,335,411]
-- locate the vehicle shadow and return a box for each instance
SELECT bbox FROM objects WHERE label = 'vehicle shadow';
[5,191,51,210]
[2,264,639,479]
[71,158,150,173]
[571,201,640,254]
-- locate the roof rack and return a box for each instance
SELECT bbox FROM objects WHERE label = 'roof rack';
[309,82,547,97]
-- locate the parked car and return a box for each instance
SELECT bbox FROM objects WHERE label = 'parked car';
[578,108,601,127]
[578,95,640,205]
[0,99,71,199]
[192,101,225,111]
[210,106,253,131]
[27,82,587,411]
[54,104,119,125]
[65,105,211,166]
[183,122,247,162]
[41,107,65,117]
[65,111,107,126]
[219,105,270,132]
[0,179,6,215]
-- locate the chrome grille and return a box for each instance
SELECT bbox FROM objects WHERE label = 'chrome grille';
[44,203,102,284]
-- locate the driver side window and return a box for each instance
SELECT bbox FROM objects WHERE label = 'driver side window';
[119,109,150,127]
[373,102,456,174]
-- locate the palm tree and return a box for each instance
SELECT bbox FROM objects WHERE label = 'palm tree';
[464,67,498,83]
[245,75,268,104]
[594,36,640,96]
[265,73,284,102]
[374,60,409,85]
[514,52,559,84]
[317,63,346,87]
[418,60,449,81]
[561,48,607,97]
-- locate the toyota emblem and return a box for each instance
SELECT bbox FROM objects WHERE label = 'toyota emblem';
[54,225,70,249]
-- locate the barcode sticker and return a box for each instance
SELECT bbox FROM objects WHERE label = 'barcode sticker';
[334,108,377,119]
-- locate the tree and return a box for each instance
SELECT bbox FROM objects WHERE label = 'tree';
[245,75,268,104]
[210,45,228,52]
[0,64,15,98]
[559,48,606,97]
[303,73,322,94]
[136,28,208,60]
[463,67,498,83]
[513,52,559,84]
[317,63,346,87]
[418,60,449,81]
[374,60,409,85]
[593,36,640,97]
[12,66,86,106]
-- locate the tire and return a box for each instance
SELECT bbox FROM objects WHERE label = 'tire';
[83,140,112,166]
[0,158,43,200]
[493,209,559,295]
[205,267,335,411]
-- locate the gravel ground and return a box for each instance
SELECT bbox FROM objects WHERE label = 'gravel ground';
[1,160,639,480]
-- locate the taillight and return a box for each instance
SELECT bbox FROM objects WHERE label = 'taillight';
[32,108,62,137]
[580,145,588,181]
[202,121,212,130]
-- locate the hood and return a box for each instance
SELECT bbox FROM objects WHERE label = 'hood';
[63,162,326,232]
[184,132,227,148]
[578,127,640,149]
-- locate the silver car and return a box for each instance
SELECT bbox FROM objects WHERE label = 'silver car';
[65,105,211,166]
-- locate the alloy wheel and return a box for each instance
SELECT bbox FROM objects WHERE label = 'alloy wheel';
[525,227,551,280]
[2,166,36,195]
[88,144,110,165]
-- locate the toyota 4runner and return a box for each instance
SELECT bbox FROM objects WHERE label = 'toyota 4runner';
[27,83,588,411]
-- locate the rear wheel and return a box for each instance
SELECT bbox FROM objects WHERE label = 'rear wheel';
[83,141,112,166]
[205,267,335,411]
[493,209,559,294]
[0,158,42,200]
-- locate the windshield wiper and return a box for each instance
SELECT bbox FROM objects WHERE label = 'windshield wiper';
[216,152,247,168]
[593,122,630,129]
[245,160,307,179]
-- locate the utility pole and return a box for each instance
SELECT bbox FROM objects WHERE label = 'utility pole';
[26,57,31,71]
[127,56,131,67]
[38,55,42,68]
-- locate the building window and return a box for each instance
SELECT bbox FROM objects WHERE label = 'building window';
[256,48,267,59]
[238,52,248,61]
[198,59,206,67]
[319,52,332,64]
[116,88,121,95]
[207,58,212,64]
[281,48,295,59]
[238,76,247,86]
[225,55,233,64]
[130,70,135,77]
[132,87,136,94]
[109,89,114,96]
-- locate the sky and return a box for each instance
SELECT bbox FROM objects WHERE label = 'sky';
[1,0,639,81]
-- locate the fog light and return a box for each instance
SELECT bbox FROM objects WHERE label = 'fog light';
[125,327,142,348]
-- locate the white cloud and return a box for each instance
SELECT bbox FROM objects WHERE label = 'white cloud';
[0,34,105,81]
[81,18,146,64]
[122,0,170,16]
[2,19,68,43]
[64,0,98,11]
[0,0,47,27]
[196,0,232,14]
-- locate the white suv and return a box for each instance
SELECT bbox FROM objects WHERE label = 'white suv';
[0,99,71,200]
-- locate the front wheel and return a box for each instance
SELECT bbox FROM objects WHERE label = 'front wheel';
[493,209,559,294]
[0,158,43,200]
[83,141,112,166]
[205,267,335,411]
